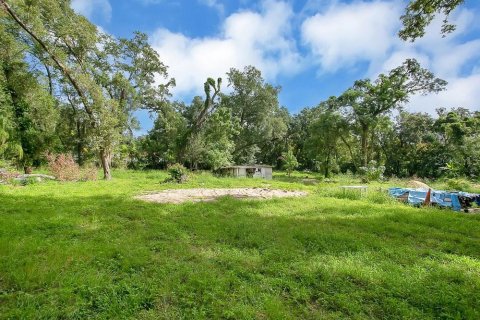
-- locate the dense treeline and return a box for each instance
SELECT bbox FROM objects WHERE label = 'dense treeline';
[135,66,479,180]
[1,0,478,180]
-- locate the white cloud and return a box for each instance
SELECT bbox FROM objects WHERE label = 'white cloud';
[151,0,302,97]
[199,0,225,16]
[408,75,480,114]
[146,0,479,113]
[300,0,479,114]
[71,0,112,22]
[388,9,480,113]
[301,1,401,72]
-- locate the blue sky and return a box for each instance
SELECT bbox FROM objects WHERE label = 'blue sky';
[71,0,480,133]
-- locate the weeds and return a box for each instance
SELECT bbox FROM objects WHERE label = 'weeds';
[0,170,479,319]
[46,153,98,181]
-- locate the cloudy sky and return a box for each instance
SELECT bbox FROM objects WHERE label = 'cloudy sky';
[71,0,480,132]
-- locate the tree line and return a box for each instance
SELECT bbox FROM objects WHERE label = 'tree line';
[1,0,477,180]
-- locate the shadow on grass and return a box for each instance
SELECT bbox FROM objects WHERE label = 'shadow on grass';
[1,192,480,319]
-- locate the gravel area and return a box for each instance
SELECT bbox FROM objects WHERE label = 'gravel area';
[135,188,308,204]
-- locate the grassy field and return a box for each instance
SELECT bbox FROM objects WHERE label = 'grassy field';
[1,170,479,319]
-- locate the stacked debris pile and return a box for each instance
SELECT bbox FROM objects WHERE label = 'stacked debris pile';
[389,187,480,212]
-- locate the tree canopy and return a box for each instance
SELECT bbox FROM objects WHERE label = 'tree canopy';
[400,0,465,41]
[0,0,478,182]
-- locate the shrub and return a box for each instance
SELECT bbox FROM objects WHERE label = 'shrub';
[167,163,188,183]
[19,176,40,186]
[281,147,299,177]
[358,160,386,183]
[81,164,98,181]
[46,153,98,182]
[446,178,472,191]
[46,153,81,181]
[0,170,20,184]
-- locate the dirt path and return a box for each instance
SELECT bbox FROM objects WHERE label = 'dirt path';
[135,188,308,204]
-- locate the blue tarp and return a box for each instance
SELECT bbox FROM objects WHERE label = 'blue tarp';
[430,191,461,211]
[408,190,428,205]
[388,187,475,211]
[388,187,411,198]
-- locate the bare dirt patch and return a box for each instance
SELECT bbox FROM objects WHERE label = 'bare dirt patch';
[407,180,431,189]
[135,188,308,204]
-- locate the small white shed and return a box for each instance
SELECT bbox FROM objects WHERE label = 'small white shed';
[219,165,273,180]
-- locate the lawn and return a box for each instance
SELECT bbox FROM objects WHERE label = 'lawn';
[1,170,479,319]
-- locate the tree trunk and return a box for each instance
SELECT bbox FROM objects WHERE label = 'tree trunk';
[324,152,330,178]
[76,122,83,166]
[77,142,83,166]
[339,134,357,170]
[361,125,369,167]
[100,149,112,180]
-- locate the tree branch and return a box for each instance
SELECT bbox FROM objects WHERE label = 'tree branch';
[0,0,94,119]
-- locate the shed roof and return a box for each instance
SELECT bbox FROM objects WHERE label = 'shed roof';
[221,164,273,169]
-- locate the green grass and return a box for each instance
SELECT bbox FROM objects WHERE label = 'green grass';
[1,170,479,319]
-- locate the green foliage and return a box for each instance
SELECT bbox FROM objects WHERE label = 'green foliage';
[282,147,299,177]
[1,1,173,179]
[167,163,189,183]
[0,0,476,185]
[202,107,236,170]
[445,178,472,192]
[359,160,386,183]
[339,58,447,167]
[305,99,348,177]
[224,66,286,164]
[1,170,479,318]
[18,176,40,186]
[0,22,58,168]
[399,0,464,41]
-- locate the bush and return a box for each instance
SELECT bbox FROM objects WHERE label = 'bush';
[446,178,472,191]
[281,147,299,177]
[81,164,98,181]
[0,169,20,184]
[46,153,98,182]
[46,153,81,181]
[359,160,386,183]
[18,176,41,186]
[167,163,188,183]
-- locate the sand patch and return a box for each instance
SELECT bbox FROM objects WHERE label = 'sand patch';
[407,180,431,189]
[135,188,308,204]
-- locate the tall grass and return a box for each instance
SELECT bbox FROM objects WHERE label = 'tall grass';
[0,170,479,319]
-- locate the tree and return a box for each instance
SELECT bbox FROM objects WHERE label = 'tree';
[0,57,19,162]
[256,106,290,166]
[399,0,464,41]
[84,32,173,179]
[201,106,237,170]
[288,108,317,170]
[435,108,480,178]
[339,59,447,167]
[0,13,58,171]
[223,66,286,164]
[282,146,298,177]
[55,98,91,166]
[306,99,349,177]
[383,112,436,177]
[143,101,187,168]
[1,0,173,179]
[193,77,222,131]
[182,77,224,169]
